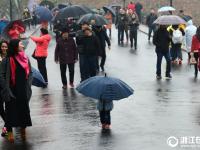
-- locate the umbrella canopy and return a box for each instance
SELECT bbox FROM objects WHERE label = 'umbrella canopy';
[40,0,55,10]
[154,15,186,25]
[32,67,46,87]
[51,7,59,13]
[35,6,53,22]
[103,6,116,17]
[55,5,92,21]
[77,13,108,26]
[109,4,122,9]
[58,3,68,9]
[158,6,176,12]
[76,75,134,100]
[0,20,9,34]
[1,20,25,41]
[182,15,192,22]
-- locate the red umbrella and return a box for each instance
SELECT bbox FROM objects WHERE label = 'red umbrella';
[1,20,25,41]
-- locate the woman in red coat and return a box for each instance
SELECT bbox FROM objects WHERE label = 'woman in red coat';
[30,28,51,84]
[191,26,200,78]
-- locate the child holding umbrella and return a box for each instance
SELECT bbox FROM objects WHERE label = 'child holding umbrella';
[97,99,113,129]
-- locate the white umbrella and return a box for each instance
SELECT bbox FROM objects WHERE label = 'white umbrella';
[158,6,176,13]
[154,15,186,25]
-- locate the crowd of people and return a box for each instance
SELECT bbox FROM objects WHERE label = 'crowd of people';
[0,1,200,142]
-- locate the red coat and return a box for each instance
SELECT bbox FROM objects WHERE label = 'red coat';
[31,34,51,57]
[128,3,135,11]
[191,35,200,52]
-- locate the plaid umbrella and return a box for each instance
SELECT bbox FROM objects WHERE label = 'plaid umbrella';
[154,15,186,25]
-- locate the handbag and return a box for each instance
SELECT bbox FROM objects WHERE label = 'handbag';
[32,49,37,59]
[189,52,197,65]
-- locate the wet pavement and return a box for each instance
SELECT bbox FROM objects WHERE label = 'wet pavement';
[1,27,200,150]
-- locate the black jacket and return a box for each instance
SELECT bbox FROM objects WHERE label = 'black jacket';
[146,13,157,27]
[93,27,110,50]
[0,57,32,102]
[153,28,171,53]
[81,34,101,56]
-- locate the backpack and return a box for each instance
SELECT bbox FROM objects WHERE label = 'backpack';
[172,29,183,44]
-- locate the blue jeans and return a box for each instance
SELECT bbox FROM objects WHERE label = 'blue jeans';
[170,45,182,61]
[156,50,171,76]
[148,26,156,40]
[118,27,125,44]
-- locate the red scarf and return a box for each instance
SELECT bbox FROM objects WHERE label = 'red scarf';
[10,51,30,86]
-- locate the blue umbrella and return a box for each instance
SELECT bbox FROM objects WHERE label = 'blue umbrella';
[0,20,9,34]
[32,67,46,87]
[76,75,134,100]
[35,6,53,22]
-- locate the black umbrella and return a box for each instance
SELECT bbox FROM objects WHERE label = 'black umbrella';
[103,6,116,17]
[58,4,68,9]
[1,20,25,41]
[77,13,108,26]
[51,7,59,13]
[109,4,122,9]
[40,0,54,10]
[55,5,93,21]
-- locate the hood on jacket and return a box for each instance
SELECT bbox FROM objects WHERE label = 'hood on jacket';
[187,20,193,26]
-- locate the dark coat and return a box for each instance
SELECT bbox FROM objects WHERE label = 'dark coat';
[81,34,101,56]
[116,13,128,30]
[153,28,171,53]
[0,58,32,127]
[55,37,78,64]
[146,13,157,28]
[93,27,110,55]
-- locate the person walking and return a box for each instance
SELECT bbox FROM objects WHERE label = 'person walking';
[135,1,143,23]
[153,25,172,79]
[185,20,197,62]
[0,40,8,137]
[80,27,100,81]
[104,11,113,39]
[76,22,91,82]
[55,28,78,89]
[168,25,185,64]
[128,10,139,50]
[116,9,128,45]
[0,39,32,143]
[146,9,158,41]
[191,26,200,78]
[23,8,31,30]
[93,26,111,72]
[97,99,113,129]
[30,28,51,85]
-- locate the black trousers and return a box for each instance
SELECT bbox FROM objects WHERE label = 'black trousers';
[189,52,199,76]
[0,100,5,125]
[130,30,137,49]
[60,63,75,85]
[36,57,48,82]
[100,48,106,68]
[99,111,111,125]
